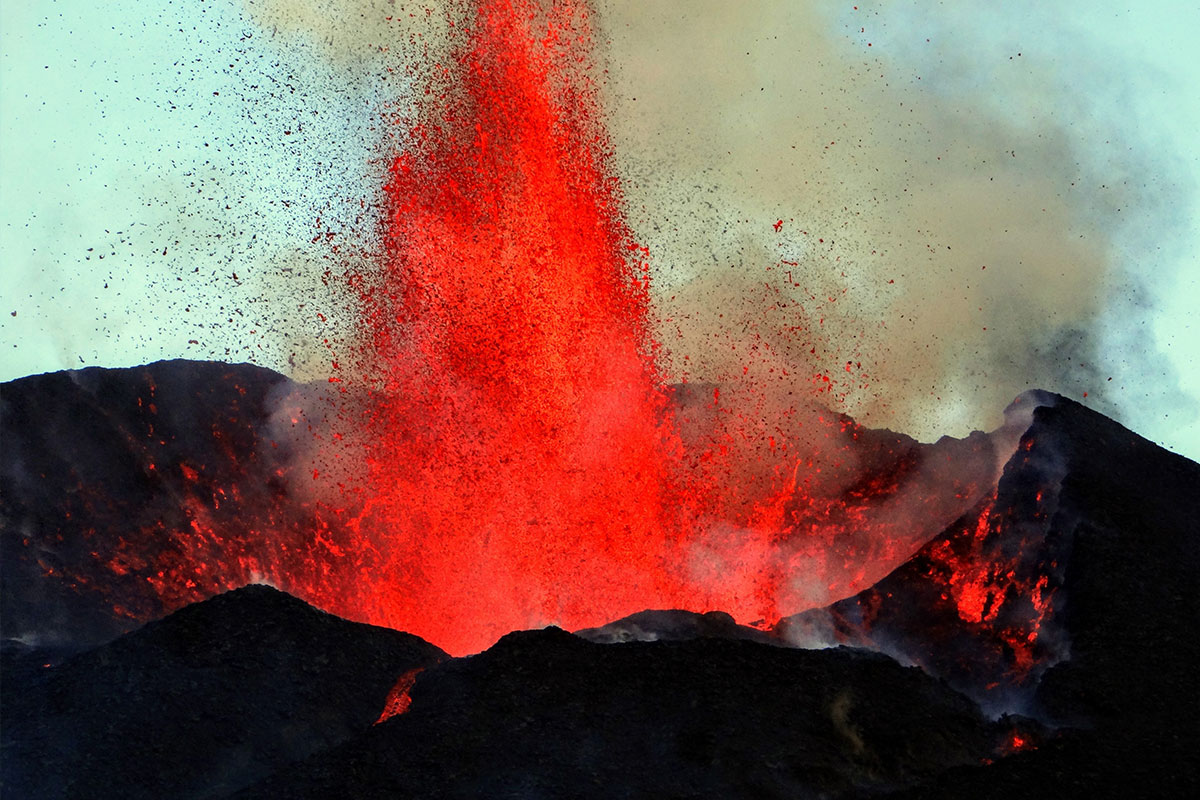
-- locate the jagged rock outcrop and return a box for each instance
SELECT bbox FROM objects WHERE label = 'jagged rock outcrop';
[1,360,294,649]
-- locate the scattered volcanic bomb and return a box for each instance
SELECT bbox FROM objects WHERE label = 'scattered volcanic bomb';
[2,0,1023,657]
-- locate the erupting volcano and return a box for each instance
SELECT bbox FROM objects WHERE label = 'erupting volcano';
[3,1,1200,797]
[1,0,1005,656]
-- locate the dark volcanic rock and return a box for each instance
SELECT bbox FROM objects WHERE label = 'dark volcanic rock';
[779,392,1200,701]
[574,608,775,645]
[1,360,294,649]
[236,626,1006,800]
[0,584,447,800]
[779,391,1200,796]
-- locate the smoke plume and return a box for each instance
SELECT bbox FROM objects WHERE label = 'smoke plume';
[592,0,1190,440]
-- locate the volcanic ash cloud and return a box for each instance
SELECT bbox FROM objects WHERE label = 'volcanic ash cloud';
[594,0,1178,441]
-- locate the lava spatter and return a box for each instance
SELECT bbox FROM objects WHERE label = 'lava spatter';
[329,0,704,652]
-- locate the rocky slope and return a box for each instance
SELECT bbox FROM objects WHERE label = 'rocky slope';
[1,585,446,800]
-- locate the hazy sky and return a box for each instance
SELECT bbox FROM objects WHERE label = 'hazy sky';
[2,0,1197,459]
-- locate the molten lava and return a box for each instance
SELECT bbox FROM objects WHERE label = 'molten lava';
[326,0,706,653]
[376,668,425,725]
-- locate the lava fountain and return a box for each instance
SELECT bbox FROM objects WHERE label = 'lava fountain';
[304,0,997,654]
[328,0,706,651]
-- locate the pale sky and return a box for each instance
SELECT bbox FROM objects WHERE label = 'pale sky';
[2,0,1197,459]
